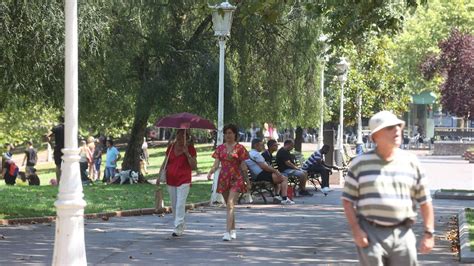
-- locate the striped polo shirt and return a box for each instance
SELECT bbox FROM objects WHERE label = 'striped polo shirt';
[342,149,431,226]
[302,150,323,171]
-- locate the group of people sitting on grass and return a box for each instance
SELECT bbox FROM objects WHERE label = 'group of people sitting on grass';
[1,142,40,186]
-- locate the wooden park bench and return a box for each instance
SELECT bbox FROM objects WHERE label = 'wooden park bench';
[282,154,327,196]
[238,170,275,204]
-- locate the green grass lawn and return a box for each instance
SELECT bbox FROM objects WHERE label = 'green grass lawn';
[0,181,212,219]
[0,143,222,219]
[1,143,219,186]
[0,142,310,219]
[467,209,474,251]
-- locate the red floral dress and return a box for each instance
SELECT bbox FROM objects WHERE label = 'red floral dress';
[212,143,249,193]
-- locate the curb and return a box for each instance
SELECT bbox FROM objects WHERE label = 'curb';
[0,201,210,226]
[459,208,474,263]
[434,190,474,200]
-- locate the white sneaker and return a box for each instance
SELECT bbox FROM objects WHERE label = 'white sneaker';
[244,193,253,203]
[274,195,283,201]
[230,230,237,239]
[281,198,295,205]
[223,232,231,241]
[322,187,332,193]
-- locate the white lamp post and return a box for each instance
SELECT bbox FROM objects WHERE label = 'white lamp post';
[210,1,236,204]
[210,1,236,145]
[317,35,329,150]
[335,57,349,166]
[356,93,364,154]
[53,0,87,264]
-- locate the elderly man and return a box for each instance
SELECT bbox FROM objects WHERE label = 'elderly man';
[246,139,294,205]
[342,111,434,265]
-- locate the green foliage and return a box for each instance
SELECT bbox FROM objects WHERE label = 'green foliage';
[330,37,412,125]
[390,0,474,94]
[227,2,325,128]
[420,29,474,118]
[1,0,454,148]
[323,0,474,126]
[0,1,65,109]
[467,208,474,251]
[0,102,59,145]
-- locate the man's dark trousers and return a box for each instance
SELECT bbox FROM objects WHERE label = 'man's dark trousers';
[307,164,330,188]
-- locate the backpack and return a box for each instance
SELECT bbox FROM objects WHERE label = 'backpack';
[8,161,19,177]
[28,149,38,165]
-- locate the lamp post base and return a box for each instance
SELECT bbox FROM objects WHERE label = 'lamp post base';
[210,168,225,205]
[334,148,343,167]
[317,137,324,150]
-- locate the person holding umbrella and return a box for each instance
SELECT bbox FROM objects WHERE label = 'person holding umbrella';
[207,124,250,241]
[157,129,197,237]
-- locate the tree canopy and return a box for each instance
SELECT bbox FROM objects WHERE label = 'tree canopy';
[421,29,474,118]
[3,0,473,171]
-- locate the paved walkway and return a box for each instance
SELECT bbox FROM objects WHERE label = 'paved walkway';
[0,153,472,265]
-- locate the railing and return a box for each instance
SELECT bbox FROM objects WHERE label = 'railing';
[434,127,474,141]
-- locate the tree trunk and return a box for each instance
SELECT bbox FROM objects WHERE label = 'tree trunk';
[295,126,303,153]
[122,85,155,183]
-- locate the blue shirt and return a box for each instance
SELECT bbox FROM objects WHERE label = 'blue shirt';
[105,146,120,167]
[302,150,322,170]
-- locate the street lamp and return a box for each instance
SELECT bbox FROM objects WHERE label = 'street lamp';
[317,35,329,150]
[210,1,236,145]
[356,93,364,154]
[335,57,349,166]
[53,0,87,264]
[210,1,235,205]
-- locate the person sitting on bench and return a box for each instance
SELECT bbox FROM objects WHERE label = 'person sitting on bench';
[261,139,283,197]
[245,139,294,205]
[276,140,312,196]
[302,144,338,193]
[261,139,278,166]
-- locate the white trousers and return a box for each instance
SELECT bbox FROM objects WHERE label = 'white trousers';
[167,183,190,234]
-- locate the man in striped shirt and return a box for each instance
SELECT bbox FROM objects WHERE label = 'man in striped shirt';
[342,111,434,265]
[302,144,332,193]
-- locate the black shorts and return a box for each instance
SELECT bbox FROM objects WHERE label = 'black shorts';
[254,170,274,183]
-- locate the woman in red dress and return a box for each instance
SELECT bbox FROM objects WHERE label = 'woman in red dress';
[158,129,197,237]
[207,124,249,241]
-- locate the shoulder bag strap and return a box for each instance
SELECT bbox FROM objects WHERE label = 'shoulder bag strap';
[162,143,174,170]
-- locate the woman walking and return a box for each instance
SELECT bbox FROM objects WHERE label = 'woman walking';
[158,129,197,237]
[207,124,250,241]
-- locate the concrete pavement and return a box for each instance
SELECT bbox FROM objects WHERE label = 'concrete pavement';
[0,152,472,265]
[418,155,473,190]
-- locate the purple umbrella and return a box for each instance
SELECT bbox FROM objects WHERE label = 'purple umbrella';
[155,112,216,130]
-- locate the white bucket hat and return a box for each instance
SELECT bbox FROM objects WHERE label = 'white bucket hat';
[369,111,405,136]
